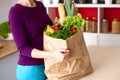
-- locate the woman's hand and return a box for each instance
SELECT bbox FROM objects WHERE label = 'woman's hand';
[51,49,70,62]
[31,48,70,62]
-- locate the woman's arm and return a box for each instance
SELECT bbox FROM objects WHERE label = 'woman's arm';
[9,8,33,57]
[9,8,70,61]
[31,48,70,62]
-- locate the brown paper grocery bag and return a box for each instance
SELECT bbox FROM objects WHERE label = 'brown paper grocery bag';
[44,30,93,80]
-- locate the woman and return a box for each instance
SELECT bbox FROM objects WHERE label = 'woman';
[8,0,70,80]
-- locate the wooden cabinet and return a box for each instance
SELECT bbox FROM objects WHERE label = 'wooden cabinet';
[45,4,120,47]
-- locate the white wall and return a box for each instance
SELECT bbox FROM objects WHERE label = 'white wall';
[0,0,17,23]
[0,0,43,23]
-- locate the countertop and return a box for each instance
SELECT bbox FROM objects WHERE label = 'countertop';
[0,39,18,59]
[80,45,120,80]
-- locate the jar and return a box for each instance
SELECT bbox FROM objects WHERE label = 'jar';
[59,0,64,3]
[98,0,105,3]
[85,17,92,32]
[43,0,52,6]
[105,0,113,4]
[52,0,59,4]
[101,19,109,33]
[54,17,59,25]
[116,0,120,4]
[73,0,86,4]
[92,0,98,4]
[112,18,120,34]
[91,17,97,33]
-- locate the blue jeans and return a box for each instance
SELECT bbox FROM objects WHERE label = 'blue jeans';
[16,64,47,80]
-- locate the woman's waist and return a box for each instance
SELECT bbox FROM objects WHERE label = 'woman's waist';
[18,55,44,66]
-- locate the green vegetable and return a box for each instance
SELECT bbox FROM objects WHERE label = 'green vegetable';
[65,0,75,16]
[62,13,85,31]
[46,13,85,40]
[0,21,11,38]
[47,29,74,40]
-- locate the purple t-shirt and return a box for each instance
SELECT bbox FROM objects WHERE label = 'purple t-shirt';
[8,1,53,65]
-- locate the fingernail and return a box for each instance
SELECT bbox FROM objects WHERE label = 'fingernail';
[66,50,69,52]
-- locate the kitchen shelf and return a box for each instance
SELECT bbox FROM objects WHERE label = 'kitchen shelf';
[76,4,120,8]
[45,4,120,8]
[46,4,120,47]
